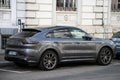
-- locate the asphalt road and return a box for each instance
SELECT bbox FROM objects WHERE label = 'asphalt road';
[0,60,120,80]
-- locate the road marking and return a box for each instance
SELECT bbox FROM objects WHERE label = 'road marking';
[0,62,9,64]
[0,69,31,73]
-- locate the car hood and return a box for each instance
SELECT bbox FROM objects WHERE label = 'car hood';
[111,38,120,42]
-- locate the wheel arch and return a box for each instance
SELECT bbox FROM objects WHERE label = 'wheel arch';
[39,47,62,63]
[96,46,114,59]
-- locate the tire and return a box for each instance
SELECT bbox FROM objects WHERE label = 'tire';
[39,50,58,70]
[97,47,112,65]
[14,62,28,67]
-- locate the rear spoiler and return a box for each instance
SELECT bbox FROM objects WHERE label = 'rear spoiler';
[22,29,40,32]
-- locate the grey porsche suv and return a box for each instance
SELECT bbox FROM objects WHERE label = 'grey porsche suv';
[5,26,116,70]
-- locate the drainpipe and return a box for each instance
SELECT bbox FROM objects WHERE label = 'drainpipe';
[102,0,106,39]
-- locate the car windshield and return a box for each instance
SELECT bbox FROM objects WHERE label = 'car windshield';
[112,32,120,38]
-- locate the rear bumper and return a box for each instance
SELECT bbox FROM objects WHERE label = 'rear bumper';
[5,56,37,66]
[5,48,39,65]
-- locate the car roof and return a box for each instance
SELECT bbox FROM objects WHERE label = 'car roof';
[22,26,77,31]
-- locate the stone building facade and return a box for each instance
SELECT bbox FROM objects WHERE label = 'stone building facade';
[0,0,115,51]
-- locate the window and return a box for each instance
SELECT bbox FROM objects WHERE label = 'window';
[111,0,120,11]
[118,0,120,9]
[70,29,86,38]
[46,29,71,38]
[56,0,77,11]
[1,35,11,49]
[0,0,10,9]
[15,30,39,37]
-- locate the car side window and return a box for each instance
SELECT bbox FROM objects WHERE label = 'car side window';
[46,32,54,38]
[46,29,71,38]
[70,29,86,39]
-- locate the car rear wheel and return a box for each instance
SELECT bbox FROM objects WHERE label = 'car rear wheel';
[39,50,58,70]
[97,47,112,65]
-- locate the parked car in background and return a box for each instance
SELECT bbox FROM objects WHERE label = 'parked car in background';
[110,31,120,59]
[5,26,116,70]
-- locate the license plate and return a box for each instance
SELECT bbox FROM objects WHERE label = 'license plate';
[8,51,17,56]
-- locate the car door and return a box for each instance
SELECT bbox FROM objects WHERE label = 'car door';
[46,28,81,59]
[69,28,97,59]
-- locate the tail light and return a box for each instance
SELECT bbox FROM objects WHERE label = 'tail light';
[109,38,113,41]
[22,41,39,44]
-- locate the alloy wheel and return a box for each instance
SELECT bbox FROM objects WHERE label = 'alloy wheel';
[40,50,58,70]
[97,47,112,65]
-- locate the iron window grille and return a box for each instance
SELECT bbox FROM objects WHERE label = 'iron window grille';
[56,0,77,11]
[0,0,10,9]
[111,0,120,12]
[118,0,120,9]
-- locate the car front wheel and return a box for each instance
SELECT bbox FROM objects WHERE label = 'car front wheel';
[97,47,112,65]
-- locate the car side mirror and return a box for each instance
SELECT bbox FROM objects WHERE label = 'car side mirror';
[82,36,92,41]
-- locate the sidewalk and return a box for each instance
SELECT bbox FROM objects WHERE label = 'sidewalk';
[0,53,12,67]
[0,53,5,62]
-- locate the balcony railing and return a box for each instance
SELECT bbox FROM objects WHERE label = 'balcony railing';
[0,0,10,9]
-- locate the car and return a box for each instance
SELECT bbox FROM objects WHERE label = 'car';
[5,26,116,70]
[110,31,120,59]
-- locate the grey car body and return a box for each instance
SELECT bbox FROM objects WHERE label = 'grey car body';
[5,26,116,70]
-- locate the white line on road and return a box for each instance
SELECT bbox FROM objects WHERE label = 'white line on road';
[0,69,31,73]
[0,62,9,64]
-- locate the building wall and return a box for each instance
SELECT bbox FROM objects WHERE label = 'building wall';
[111,12,120,33]
[0,0,18,52]
[80,0,112,38]
[24,0,111,38]
[111,0,120,34]
[0,0,114,51]
[25,0,53,28]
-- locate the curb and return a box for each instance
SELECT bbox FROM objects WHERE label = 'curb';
[0,53,14,67]
[0,61,13,68]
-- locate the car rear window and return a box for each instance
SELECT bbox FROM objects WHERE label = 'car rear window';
[16,29,40,37]
[112,32,120,38]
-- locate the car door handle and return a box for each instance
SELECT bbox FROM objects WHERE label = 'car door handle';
[81,43,88,44]
[75,42,80,44]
